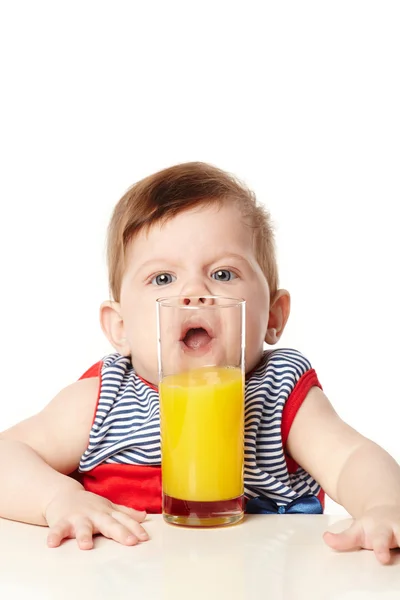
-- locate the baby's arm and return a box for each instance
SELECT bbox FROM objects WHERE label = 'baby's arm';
[0,378,147,548]
[286,387,400,564]
[0,377,100,524]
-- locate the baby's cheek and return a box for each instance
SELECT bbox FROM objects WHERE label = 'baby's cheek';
[134,312,157,348]
[247,308,268,344]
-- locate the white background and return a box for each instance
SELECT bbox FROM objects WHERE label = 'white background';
[0,1,399,514]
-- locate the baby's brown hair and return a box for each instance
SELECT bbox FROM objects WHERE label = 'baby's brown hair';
[107,162,278,301]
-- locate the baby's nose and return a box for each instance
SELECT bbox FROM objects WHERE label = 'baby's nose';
[180,296,215,307]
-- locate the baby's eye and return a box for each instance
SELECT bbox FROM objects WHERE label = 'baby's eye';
[211,270,237,282]
[151,273,176,286]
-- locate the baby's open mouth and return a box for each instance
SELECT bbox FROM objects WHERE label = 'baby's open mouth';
[181,326,213,350]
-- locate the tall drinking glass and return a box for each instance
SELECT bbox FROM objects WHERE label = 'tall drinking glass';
[157,295,245,527]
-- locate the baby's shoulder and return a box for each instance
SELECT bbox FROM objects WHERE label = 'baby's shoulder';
[246,348,313,395]
[86,353,158,420]
[80,352,130,375]
[1,375,101,475]
[245,348,316,412]
[80,353,133,385]
[254,347,312,377]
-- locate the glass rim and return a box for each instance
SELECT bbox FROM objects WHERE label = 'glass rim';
[156,295,245,309]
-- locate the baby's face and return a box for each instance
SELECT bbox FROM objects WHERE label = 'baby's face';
[119,201,271,384]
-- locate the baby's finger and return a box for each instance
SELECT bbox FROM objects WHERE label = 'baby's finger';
[95,514,141,546]
[323,521,363,551]
[74,518,95,550]
[113,503,147,523]
[47,521,72,548]
[372,530,392,565]
[111,510,149,541]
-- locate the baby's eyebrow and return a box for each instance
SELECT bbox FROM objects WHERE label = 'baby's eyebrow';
[139,259,171,270]
[210,253,255,270]
[131,259,177,278]
[214,253,250,264]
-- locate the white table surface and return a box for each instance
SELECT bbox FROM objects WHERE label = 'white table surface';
[0,514,399,599]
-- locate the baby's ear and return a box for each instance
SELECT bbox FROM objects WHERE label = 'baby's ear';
[100,301,130,356]
[265,290,291,345]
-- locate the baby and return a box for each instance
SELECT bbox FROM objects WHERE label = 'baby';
[1,162,399,563]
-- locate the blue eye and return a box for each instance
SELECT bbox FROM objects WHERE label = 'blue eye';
[212,270,236,282]
[151,273,176,286]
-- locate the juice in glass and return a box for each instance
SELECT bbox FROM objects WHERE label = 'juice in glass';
[160,365,244,526]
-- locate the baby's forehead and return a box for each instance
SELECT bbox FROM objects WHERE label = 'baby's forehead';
[137,202,249,243]
[124,204,256,272]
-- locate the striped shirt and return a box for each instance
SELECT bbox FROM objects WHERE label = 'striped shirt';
[79,348,322,506]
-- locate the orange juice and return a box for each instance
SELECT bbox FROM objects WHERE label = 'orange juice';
[159,366,244,526]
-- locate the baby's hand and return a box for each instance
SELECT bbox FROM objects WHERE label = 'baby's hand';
[323,505,400,564]
[44,488,148,550]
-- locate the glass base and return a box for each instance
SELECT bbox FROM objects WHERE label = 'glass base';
[163,494,244,527]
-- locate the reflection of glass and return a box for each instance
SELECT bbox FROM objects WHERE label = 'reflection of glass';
[157,295,245,527]
[161,520,246,599]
